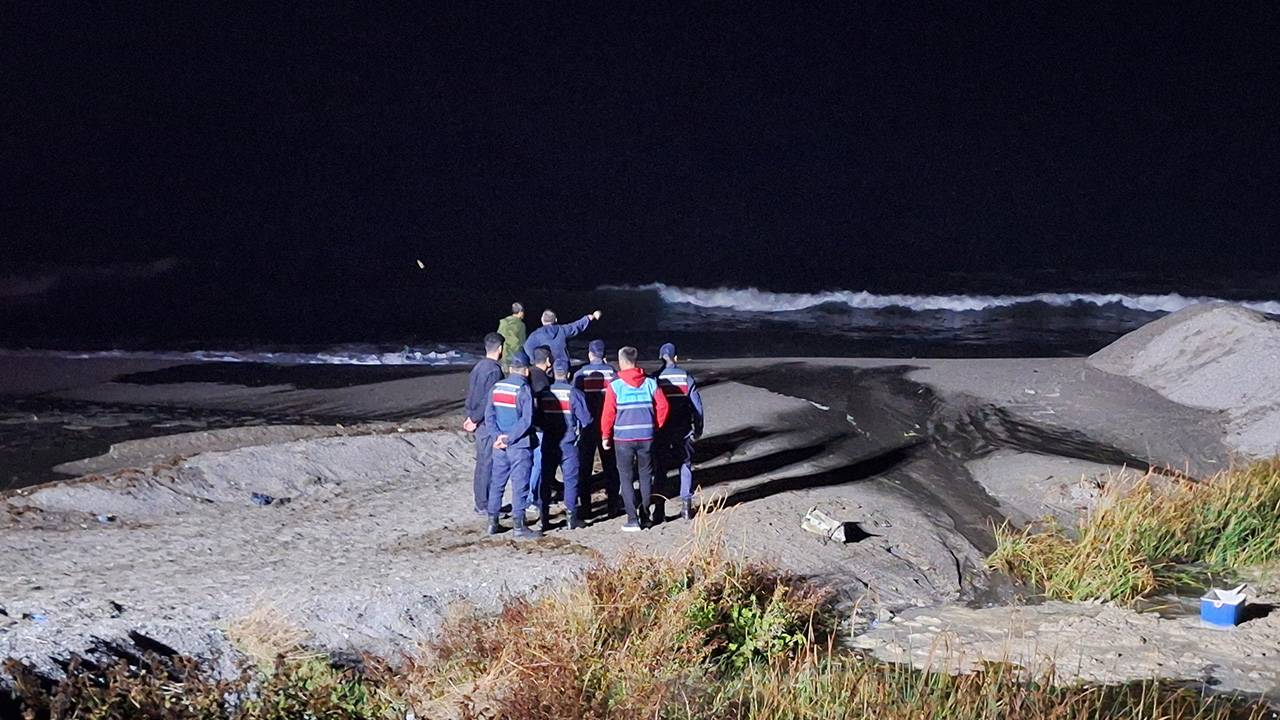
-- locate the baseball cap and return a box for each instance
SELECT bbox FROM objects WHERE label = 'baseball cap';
[659,342,677,359]
[553,359,569,375]
[510,350,531,369]
[588,339,605,356]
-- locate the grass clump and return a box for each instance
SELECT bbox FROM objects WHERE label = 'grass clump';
[396,515,1267,719]
[718,654,1266,720]
[401,520,831,717]
[989,458,1280,604]
[6,512,1276,719]
[3,653,401,720]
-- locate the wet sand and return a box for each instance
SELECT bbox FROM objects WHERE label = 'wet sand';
[2,307,1278,697]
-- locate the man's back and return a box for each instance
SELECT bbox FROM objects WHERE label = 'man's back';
[496,315,526,363]
[465,358,503,432]
[574,361,616,419]
[524,314,593,364]
[657,363,703,435]
[538,380,591,441]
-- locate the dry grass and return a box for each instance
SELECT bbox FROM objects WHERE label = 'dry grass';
[989,458,1280,604]
[225,604,315,669]
[397,508,832,718]
[6,508,1276,719]
[710,651,1269,720]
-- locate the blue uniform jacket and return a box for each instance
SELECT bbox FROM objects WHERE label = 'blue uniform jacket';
[523,315,594,365]
[537,380,593,443]
[657,363,705,437]
[485,374,535,449]
[465,358,503,432]
[573,361,616,421]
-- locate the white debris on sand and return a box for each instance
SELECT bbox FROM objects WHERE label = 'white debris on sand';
[1090,303,1280,459]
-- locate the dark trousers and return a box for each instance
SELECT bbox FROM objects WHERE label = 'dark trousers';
[543,439,582,512]
[487,445,533,517]
[657,433,696,500]
[615,440,654,522]
[473,429,494,512]
[578,427,619,510]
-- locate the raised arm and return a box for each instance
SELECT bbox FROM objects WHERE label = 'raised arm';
[563,312,596,338]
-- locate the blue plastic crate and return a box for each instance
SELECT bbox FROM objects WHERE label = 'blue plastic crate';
[1200,587,1246,627]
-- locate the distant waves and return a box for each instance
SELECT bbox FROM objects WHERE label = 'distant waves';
[605,283,1280,316]
[0,346,474,366]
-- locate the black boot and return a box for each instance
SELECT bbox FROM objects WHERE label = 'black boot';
[513,511,543,540]
[567,511,586,530]
[681,498,694,521]
[486,514,501,535]
[650,499,664,526]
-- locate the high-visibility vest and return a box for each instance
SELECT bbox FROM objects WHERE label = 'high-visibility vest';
[609,377,658,442]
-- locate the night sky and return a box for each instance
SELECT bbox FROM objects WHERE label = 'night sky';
[5,3,1279,295]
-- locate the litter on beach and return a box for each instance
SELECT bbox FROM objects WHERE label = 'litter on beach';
[1200,584,1247,627]
[801,507,846,544]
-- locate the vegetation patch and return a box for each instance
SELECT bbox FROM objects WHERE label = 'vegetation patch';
[5,514,1275,719]
[989,459,1280,604]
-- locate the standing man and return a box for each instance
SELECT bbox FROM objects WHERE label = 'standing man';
[601,346,669,532]
[484,353,541,539]
[539,359,593,529]
[496,302,526,372]
[655,343,705,521]
[526,346,554,519]
[524,308,602,365]
[574,340,618,516]
[463,332,505,516]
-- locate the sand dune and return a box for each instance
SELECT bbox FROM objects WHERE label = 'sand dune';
[2,304,1278,694]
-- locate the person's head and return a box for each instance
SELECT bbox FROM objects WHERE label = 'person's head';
[588,339,605,362]
[618,346,638,370]
[533,346,553,371]
[553,359,569,381]
[511,302,524,319]
[659,342,677,364]
[509,350,530,376]
[483,332,505,359]
[541,309,557,326]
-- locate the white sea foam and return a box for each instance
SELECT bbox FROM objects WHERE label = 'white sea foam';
[608,283,1280,315]
[0,346,473,366]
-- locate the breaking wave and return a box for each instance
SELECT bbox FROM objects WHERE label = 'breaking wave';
[0,345,473,366]
[610,283,1280,315]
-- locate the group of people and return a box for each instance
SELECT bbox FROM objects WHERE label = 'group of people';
[464,303,705,539]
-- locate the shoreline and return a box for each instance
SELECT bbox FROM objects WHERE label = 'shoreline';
[3,305,1279,697]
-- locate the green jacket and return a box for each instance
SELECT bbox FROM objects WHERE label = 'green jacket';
[496,314,527,366]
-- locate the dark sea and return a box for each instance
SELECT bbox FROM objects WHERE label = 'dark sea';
[3,263,1279,365]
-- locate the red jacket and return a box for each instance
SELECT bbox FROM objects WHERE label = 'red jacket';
[601,367,669,442]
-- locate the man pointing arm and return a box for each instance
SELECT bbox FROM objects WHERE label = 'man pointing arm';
[524,308,603,365]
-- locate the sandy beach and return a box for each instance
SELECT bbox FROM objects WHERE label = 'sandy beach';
[3,304,1279,698]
